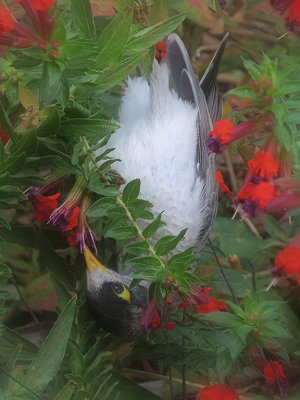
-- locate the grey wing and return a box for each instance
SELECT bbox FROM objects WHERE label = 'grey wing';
[167,33,228,249]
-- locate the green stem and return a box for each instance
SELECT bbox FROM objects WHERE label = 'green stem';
[82,135,164,267]
[116,195,164,267]
[123,368,204,390]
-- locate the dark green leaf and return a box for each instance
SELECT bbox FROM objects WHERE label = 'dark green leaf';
[105,225,137,240]
[36,108,61,137]
[154,229,187,255]
[122,179,141,205]
[125,241,150,256]
[58,118,118,138]
[0,102,17,144]
[11,131,37,157]
[142,213,164,238]
[71,0,96,40]
[87,197,116,217]
[13,298,76,397]
[95,7,133,69]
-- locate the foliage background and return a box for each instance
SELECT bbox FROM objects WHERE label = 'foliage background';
[0,0,300,399]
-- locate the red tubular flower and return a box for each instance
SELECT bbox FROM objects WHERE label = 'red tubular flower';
[197,287,227,314]
[237,181,276,217]
[0,126,10,145]
[215,171,232,196]
[199,385,239,400]
[207,119,234,153]
[263,361,288,386]
[29,0,55,11]
[275,245,300,285]
[67,195,98,254]
[248,151,279,180]
[0,7,14,34]
[179,285,210,309]
[66,206,80,230]
[34,193,61,222]
[289,0,300,24]
[155,41,167,62]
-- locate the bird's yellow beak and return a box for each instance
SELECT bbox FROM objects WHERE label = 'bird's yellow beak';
[84,247,114,277]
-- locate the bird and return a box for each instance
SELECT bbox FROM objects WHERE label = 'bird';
[86,33,229,337]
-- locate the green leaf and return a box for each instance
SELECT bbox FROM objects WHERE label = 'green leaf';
[96,51,147,91]
[125,241,149,256]
[0,102,17,144]
[122,179,141,205]
[105,225,137,240]
[36,108,61,137]
[261,214,289,242]
[58,118,118,138]
[71,0,96,40]
[87,197,116,217]
[226,86,259,100]
[123,13,186,55]
[11,131,37,157]
[14,298,76,397]
[154,229,187,255]
[0,152,26,175]
[280,81,300,95]
[142,212,164,238]
[95,7,133,69]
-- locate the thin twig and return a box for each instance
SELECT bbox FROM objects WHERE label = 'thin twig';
[208,238,239,306]
[165,254,173,399]
[124,368,204,390]
[223,149,238,193]
[182,307,187,400]
[0,368,44,400]
[241,216,262,239]
[247,260,256,292]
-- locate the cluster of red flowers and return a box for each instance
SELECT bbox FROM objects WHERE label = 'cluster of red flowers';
[271,0,300,33]
[27,177,98,254]
[0,0,55,48]
[263,361,288,394]
[155,41,167,62]
[237,151,279,217]
[199,384,239,399]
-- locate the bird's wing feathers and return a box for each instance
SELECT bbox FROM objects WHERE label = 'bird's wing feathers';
[167,33,228,246]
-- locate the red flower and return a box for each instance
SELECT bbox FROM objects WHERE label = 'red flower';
[275,245,300,285]
[199,385,239,400]
[155,41,167,61]
[0,126,10,145]
[237,181,276,216]
[34,193,60,222]
[248,151,279,180]
[67,230,77,248]
[263,361,287,385]
[150,308,176,330]
[66,206,80,230]
[209,119,234,145]
[179,285,210,309]
[28,0,55,11]
[197,288,227,314]
[0,7,14,34]
[289,0,300,24]
[215,171,232,196]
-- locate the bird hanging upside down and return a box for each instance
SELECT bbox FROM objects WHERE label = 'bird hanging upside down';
[85,33,229,337]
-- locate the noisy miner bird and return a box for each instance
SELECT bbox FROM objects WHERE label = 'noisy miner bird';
[85,33,229,337]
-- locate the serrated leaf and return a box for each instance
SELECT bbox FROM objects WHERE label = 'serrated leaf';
[87,197,116,217]
[122,179,140,204]
[226,86,259,99]
[71,0,96,40]
[123,13,186,55]
[58,118,118,138]
[95,7,133,69]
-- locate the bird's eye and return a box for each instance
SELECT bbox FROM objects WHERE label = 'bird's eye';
[112,283,131,302]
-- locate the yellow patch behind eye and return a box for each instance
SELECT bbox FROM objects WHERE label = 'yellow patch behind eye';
[117,285,131,303]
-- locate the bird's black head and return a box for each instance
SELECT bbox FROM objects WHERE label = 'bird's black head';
[84,248,148,337]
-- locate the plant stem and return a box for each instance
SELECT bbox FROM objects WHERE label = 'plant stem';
[123,368,204,390]
[208,238,239,306]
[0,368,44,400]
[115,195,164,267]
